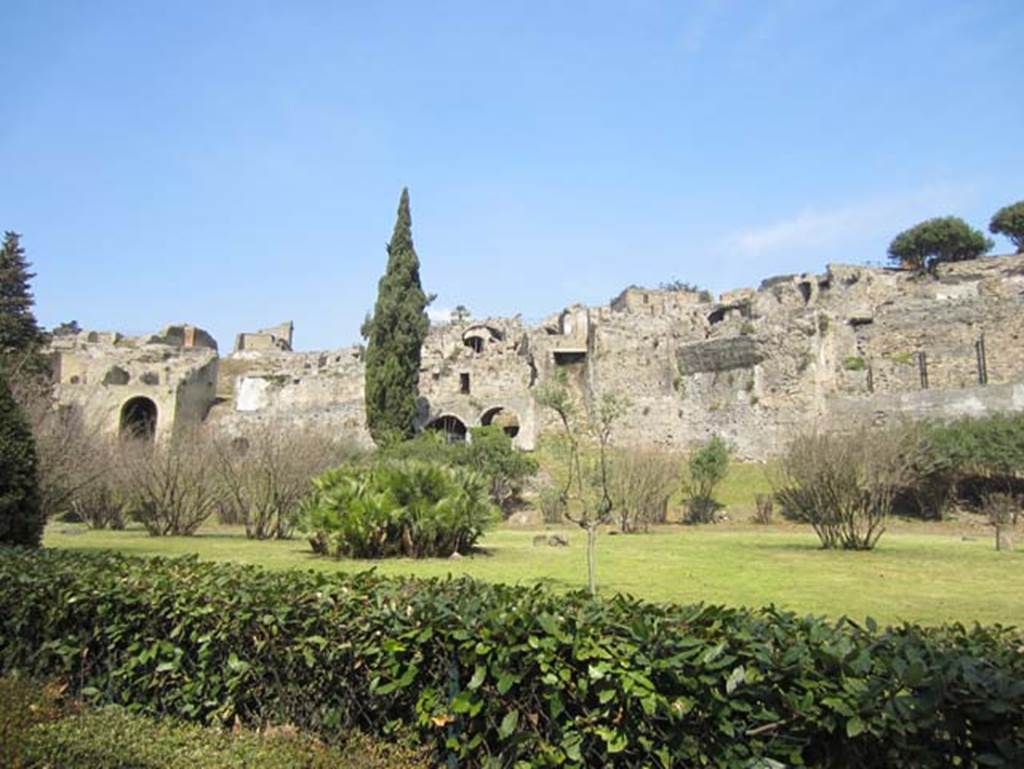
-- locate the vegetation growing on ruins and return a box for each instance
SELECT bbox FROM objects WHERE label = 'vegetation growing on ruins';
[989,199,1024,253]
[0,368,43,547]
[657,278,714,301]
[886,216,992,273]
[362,188,430,444]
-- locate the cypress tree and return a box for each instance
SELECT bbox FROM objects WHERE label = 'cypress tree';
[0,366,43,547]
[363,188,430,444]
[0,231,47,375]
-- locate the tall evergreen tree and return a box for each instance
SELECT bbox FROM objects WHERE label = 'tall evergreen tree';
[0,366,43,547]
[0,231,46,374]
[363,188,430,444]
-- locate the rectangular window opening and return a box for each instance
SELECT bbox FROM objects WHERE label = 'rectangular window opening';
[460,373,471,394]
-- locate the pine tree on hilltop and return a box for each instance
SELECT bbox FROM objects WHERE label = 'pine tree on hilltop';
[0,366,43,547]
[0,231,47,374]
[363,188,430,444]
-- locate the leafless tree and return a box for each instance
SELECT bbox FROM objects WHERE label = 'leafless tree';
[214,421,363,539]
[115,428,224,536]
[13,378,110,519]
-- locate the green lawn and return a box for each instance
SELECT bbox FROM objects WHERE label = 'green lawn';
[44,522,1023,628]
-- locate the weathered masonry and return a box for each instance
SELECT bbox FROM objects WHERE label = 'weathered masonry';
[49,253,1024,458]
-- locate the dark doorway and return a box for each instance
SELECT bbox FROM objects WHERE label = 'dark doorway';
[426,414,468,443]
[120,397,157,441]
[481,406,520,438]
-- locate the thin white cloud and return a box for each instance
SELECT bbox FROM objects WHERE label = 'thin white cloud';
[725,183,976,258]
[427,306,453,323]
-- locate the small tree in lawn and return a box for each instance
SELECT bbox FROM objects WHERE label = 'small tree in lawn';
[363,189,430,445]
[537,374,627,595]
[989,200,1024,254]
[682,435,731,523]
[887,216,992,274]
[0,367,43,547]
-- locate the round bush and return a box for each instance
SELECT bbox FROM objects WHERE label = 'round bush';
[302,459,498,558]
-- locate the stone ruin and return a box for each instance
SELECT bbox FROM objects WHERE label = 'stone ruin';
[48,254,1024,459]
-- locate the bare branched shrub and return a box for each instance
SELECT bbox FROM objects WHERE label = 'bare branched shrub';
[753,493,774,525]
[214,422,363,540]
[13,380,109,519]
[608,448,679,532]
[66,437,127,529]
[116,429,224,536]
[773,427,913,550]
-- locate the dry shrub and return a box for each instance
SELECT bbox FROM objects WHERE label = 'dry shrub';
[116,429,223,536]
[68,442,127,530]
[214,422,362,540]
[14,380,109,519]
[773,426,915,550]
[608,448,679,532]
[753,493,774,525]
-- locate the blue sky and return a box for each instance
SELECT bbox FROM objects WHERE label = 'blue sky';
[3,1,1022,351]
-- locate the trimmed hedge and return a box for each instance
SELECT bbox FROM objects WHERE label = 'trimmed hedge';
[1,548,1023,768]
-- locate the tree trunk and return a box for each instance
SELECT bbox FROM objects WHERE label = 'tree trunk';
[995,525,1014,552]
[586,524,598,595]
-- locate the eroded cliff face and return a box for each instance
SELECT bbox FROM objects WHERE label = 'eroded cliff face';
[52,254,1024,458]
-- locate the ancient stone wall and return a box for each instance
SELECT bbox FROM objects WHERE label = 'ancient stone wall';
[49,324,218,442]
[51,254,1024,459]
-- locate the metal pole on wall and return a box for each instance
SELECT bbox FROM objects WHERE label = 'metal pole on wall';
[976,335,988,385]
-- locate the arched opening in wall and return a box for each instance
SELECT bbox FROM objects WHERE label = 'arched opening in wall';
[462,325,504,355]
[464,334,484,354]
[481,406,520,438]
[426,414,468,443]
[119,397,157,441]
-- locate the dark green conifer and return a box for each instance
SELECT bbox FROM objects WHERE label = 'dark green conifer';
[0,366,43,547]
[0,231,47,375]
[363,189,430,444]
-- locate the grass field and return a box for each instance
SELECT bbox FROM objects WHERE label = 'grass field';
[45,520,1023,628]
